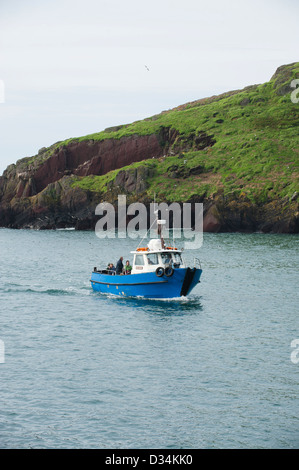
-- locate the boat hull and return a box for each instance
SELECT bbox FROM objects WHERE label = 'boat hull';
[90,267,202,299]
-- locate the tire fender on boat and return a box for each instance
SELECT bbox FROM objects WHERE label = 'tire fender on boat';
[156,267,164,277]
[164,267,174,277]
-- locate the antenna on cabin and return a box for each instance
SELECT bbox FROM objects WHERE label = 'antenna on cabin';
[136,193,158,249]
[153,192,158,220]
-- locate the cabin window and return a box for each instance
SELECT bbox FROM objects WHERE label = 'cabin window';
[135,254,145,266]
[173,253,182,264]
[147,253,158,265]
[161,252,172,264]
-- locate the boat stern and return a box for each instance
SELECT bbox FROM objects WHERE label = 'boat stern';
[180,267,202,296]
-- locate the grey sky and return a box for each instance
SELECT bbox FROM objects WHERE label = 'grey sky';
[0,0,298,174]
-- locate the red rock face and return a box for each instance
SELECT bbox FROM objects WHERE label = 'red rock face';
[33,134,165,194]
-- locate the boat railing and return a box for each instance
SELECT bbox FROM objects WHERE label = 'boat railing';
[93,268,116,275]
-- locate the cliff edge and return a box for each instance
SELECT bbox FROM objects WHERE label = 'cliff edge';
[0,62,298,232]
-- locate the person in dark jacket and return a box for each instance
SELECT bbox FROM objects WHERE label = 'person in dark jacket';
[116,257,124,275]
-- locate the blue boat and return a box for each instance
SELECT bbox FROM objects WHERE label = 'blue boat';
[91,221,202,299]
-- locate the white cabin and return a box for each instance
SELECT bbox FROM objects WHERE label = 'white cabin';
[130,238,185,274]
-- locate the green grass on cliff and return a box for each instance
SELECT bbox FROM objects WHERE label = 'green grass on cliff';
[59,63,299,203]
[66,63,299,141]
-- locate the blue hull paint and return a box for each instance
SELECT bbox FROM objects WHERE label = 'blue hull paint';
[90,268,202,298]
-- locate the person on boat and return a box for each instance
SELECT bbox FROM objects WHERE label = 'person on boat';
[108,263,116,274]
[124,260,132,275]
[116,257,124,275]
[162,253,172,265]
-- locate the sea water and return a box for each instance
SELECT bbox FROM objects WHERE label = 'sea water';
[0,228,298,448]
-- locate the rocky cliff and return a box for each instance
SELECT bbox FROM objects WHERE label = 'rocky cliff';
[0,63,298,233]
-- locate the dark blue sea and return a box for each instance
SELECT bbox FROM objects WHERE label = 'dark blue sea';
[0,228,298,449]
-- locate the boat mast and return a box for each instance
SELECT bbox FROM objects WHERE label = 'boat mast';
[156,220,165,249]
[154,194,166,249]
